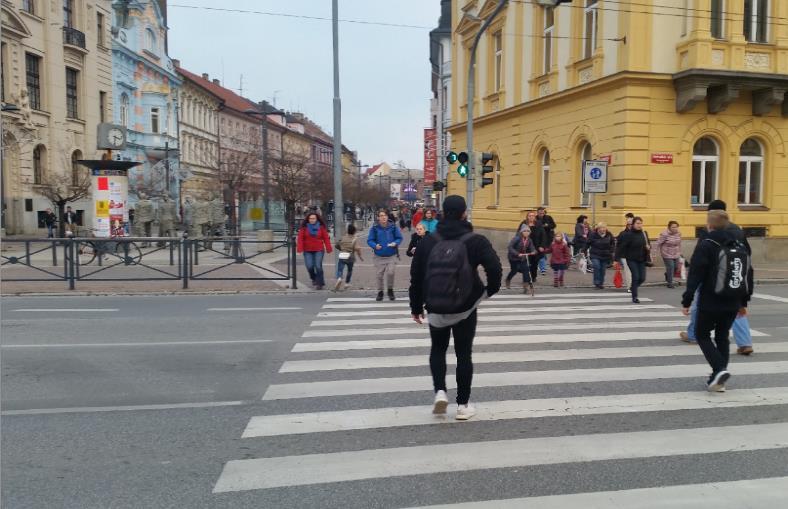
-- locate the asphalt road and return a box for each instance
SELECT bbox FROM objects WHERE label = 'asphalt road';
[2,285,788,508]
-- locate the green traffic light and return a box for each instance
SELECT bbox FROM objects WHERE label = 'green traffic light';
[446,151,458,164]
[457,164,468,177]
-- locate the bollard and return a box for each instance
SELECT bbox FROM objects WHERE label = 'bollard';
[290,234,298,290]
[51,240,58,266]
[182,238,190,289]
[67,239,76,290]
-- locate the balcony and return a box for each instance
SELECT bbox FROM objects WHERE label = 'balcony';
[62,27,86,49]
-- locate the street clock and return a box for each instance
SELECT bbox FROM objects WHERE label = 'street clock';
[97,123,128,150]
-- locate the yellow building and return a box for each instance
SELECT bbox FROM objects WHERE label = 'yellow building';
[448,0,788,258]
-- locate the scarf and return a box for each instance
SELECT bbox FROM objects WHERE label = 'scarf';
[307,222,321,237]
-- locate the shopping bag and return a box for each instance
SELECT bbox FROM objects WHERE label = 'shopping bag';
[680,256,688,281]
[613,263,623,288]
[674,259,682,278]
[578,256,588,274]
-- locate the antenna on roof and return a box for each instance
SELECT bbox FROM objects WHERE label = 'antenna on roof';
[236,74,244,96]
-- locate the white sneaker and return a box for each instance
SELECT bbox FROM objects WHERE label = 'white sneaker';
[455,403,476,421]
[432,390,449,414]
[334,278,343,291]
[707,370,731,392]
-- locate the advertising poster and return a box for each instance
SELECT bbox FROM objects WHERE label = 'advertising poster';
[423,128,437,185]
[92,171,129,238]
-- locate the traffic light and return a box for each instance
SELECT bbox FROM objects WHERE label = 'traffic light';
[432,181,446,192]
[457,152,469,177]
[476,152,495,189]
[446,151,458,164]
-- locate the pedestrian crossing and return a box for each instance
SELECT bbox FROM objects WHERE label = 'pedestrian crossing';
[213,291,788,507]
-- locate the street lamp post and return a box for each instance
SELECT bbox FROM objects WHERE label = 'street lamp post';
[331,0,345,239]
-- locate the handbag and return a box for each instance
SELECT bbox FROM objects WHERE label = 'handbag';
[578,256,588,274]
[613,263,623,288]
[674,259,682,278]
[338,252,351,260]
[643,232,654,267]
[680,256,688,281]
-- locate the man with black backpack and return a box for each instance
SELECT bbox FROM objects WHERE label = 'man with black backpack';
[409,195,502,420]
[682,210,753,392]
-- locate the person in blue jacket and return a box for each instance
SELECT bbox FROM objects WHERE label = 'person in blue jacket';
[368,209,403,301]
[419,209,438,234]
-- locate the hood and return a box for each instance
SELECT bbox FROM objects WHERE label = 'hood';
[707,228,735,245]
[436,219,473,240]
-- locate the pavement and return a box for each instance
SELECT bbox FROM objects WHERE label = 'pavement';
[2,287,788,507]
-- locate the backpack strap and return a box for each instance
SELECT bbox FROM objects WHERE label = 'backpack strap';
[458,232,477,243]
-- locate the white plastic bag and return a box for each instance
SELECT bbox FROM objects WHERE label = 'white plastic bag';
[578,256,588,274]
[679,255,687,281]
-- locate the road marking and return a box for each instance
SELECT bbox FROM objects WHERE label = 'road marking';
[212,422,788,492]
[320,297,655,309]
[325,293,631,303]
[244,387,788,437]
[0,339,273,349]
[2,400,246,416]
[206,307,303,311]
[302,320,692,338]
[10,308,119,313]
[407,477,788,509]
[262,360,788,400]
[311,310,681,327]
[316,304,672,318]
[752,292,788,303]
[279,342,788,373]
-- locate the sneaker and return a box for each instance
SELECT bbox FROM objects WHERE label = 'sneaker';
[632,298,640,304]
[334,278,343,291]
[343,283,352,291]
[432,390,449,415]
[540,270,547,276]
[455,403,476,421]
[707,370,731,392]
[737,346,754,356]
[376,291,384,302]
[679,332,696,344]
[505,279,511,290]
[388,289,396,301]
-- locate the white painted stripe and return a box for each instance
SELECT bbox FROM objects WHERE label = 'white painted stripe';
[1,339,273,349]
[262,360,788,400]
[752,292,788,304]
[302,320,692,338]
[311,311,681,327]
[206,307,302,311]
[408,477,788,509]
[279,342,788,373]
[490,292,631,299]
[245,387,788,437]
[212,422,788,492]
[2,400,245,416]
[317,304,671,318]
[11,308,119,313]
[320,297,654,309]
[326,297,409,302]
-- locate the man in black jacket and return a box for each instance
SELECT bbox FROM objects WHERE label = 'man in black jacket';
[536,207,556,274]
[409,195,502,421]
[682,210,753,392]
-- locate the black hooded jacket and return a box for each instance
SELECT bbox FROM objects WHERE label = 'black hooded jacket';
[409,219,502,316]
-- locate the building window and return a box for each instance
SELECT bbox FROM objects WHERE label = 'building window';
[63,0,74,28]
[65,67,79,119]
[543,8,554,74]
[33,145,45,184]
[22,0,35,15]
[25,53,42,111]
[120,93,129,127]
[682,0,689,36]
[150,107,160,133]
[493,31,503,92]
[583,0,599,60]
[541,149,550,206]
[744,0,769,43]
[146,28,156,52]
[71,150,83,186]
[738,138,763,205]
[710,0,724,39]
[691,137,719,205]
[580,142,592,206]
[99,91,106,123]
[97,12,105,47]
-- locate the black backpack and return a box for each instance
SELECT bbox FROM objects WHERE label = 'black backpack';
[424,232,477,314]
[705,238,750,298]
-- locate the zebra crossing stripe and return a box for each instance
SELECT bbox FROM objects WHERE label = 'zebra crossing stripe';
[320,297,654,309]
[324,293,636,302]
[316,304,672,318]
[212,422,788,492]
[279,342,788,373]
[406,476,788,509]
[262,360,788,400]
[243,387,788,438]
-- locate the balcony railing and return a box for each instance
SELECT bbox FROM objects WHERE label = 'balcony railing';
[63,27,86,49]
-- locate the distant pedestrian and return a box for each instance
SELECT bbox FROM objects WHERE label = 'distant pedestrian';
[518,211,548,284]
[546,232,571,288]
[588,222,616,289]
[617,215,635,291]
[573,215,590,259]
[406,223,428,257]
[334,224,363,291]
[409,195,502,421]
[412,207,424,229]
[420,209,438,234]
[43,208,56,238]
[656,221,682,288]
[505,224,536,294]
[682,210,753,392]
[64,206,78,237]
[536,207,556,275]
[296,212,333,290]
[616,216,650,303]
[368,210,403,301]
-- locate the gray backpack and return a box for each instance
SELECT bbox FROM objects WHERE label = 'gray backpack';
[424,232,476,314]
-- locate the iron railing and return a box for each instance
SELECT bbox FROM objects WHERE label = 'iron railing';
[63,27,86,49]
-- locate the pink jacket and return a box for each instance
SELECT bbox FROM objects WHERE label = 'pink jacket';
[547,240,571,265]
[656,229,682,259]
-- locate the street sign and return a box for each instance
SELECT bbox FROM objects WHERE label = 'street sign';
[651,153,674,164]
[582,160,608,193]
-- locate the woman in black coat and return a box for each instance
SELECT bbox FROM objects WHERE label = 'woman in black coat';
[588,222,616,289]
[615,216,651,303]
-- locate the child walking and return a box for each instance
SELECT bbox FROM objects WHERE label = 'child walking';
[506,225,537,295]
[334,224,364,291]
[547,232,571,287]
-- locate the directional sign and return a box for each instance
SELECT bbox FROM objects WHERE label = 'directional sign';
[582,160,608,193]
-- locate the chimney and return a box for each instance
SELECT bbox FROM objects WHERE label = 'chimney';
[213,79,221,85]
[172,59,180,68]
[202,73,209,80]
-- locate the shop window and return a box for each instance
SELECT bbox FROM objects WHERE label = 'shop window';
[691,137,719,205]
[738,138,763,205]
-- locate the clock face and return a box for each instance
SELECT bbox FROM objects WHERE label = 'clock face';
[108,128,124,147]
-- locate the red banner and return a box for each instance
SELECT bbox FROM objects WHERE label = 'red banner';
[423,128,437,185]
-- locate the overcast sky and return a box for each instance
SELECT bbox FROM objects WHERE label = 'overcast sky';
[168,0,440,169]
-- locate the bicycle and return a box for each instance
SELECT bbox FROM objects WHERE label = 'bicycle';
[76,230,143,266]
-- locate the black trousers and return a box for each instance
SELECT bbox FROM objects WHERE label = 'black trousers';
[695,309,737,375]
[429,310,477,405]
[626,260,647,299]
[505,260,532,284]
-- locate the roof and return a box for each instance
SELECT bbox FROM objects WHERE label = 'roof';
[175,65,258,115]
[365,164,383,177]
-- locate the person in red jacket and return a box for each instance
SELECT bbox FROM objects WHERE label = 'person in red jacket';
[296,212,333,289]
[546,232,572,287]
[411,207,424,229]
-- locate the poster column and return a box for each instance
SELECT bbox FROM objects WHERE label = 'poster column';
[92,169,129,238]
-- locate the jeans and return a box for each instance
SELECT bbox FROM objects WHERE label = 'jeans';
[591,258,608,286]
[429,310,477,405]
[687,287,752,347]
[46,224,55,238]
[695,310,737,375]
[303,251,325,287]
[663,257,678,285]
[538,256,547,273]
[335,260,354,283]
[626,260,646,300]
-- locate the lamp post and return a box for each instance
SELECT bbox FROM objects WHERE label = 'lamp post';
[331,0,345,239]
[244,108,271,230]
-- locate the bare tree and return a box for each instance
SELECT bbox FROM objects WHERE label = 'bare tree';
[35,168,91,237]
[269,153,314,233]
[220,148,262,235]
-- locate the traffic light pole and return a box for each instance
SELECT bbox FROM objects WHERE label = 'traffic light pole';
[465,0,507,221]
[331,0,344,239]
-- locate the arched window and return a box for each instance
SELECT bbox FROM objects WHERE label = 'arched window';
[33,145,46,184]
[692,137,719,205]
[120,93,129,127]
[71,150,83,186]
[541,149,550,206]
[739,138,763,205]
[580,142,592,206]
[145,28,156,52]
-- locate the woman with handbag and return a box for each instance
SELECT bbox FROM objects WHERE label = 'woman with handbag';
[656,220,682,289]
[615,217,650,303]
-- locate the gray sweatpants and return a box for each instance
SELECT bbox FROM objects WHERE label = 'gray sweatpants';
[373,255,397,291]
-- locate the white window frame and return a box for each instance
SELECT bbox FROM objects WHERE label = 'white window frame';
[744,0,769,43]
[583,0,599,60]
[738,139,764,205]
[120,93,129,127]
[580,143,592,207]
[493,31,503,92]
[543,7,554,74]
[151,107,160,134]
[710,0,725,39]
[691,138,720,206]
[541,150,550,206]
[145,28,156,52]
